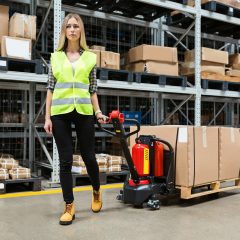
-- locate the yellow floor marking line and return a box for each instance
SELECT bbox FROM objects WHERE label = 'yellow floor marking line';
[0,183,123,199]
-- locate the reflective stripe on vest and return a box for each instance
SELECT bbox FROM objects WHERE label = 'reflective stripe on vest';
[50,50,96,116]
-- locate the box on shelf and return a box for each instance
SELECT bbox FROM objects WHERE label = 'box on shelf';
[184,47,228,65]
[9,13,36,40]
[89,49,100,67]
[219,127,240,180]
[1,36,32,60]
[101,51,120,70]
[229,54,240,70]
[108,155,123,166]
[128,44,178,64]
[226,69,240,77]
[0,5,9,55]
[126,61,179,76]
[180,61,226,76]
[90,45,105,51]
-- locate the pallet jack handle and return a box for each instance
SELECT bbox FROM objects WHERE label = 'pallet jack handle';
[97,110,141,183]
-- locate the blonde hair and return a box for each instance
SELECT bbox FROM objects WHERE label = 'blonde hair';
[56,13,88,51]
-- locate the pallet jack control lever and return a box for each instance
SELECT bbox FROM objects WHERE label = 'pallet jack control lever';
[97,110,141,183]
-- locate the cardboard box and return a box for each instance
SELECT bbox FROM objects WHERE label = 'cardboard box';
[226,69,240,77]
[89,49,100,67]
[9,13,36,40]
[126,61,179,76]
[185,47,228,65]
[181,61,226,75]
[90,45,105,51]
[130,125,219,187]
[0,5,9,55]
[229,54,240,69]
[1,36,32,60]
[219,127,240,180]
[101,51,120,70]
[129,44,178,64]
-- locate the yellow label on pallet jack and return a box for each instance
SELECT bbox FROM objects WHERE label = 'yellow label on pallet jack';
[143,148,150,175]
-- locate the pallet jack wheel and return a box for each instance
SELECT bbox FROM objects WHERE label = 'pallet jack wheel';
[147,194,161,210]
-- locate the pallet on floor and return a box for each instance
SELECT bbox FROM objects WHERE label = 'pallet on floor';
[0,177,42,194]
[97,68,133,82]
[0,57,43,74]
[72,170,129,187]
[177,178,240,199]
[134,72,187,87]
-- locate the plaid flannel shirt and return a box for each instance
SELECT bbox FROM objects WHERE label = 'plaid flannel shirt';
[46,49,98,94]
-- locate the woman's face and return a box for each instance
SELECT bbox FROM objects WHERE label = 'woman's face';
[66,17,81,41]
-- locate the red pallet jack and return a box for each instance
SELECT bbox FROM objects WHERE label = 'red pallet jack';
[98,110,176,210]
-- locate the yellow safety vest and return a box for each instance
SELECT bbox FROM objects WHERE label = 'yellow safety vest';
[50,50,96,116]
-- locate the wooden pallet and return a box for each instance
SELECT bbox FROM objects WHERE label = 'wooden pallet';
[97,68,133,82]
[0,177,42,194]
[177,178,240,199]
[0,57,43,74]
[72,170,129,187]
[134,72,187,87]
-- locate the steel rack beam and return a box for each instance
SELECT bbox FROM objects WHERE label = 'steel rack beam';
[0,71,47,83]
[135,0,197,14]
[98,80,195,95]
[162,25,240,45]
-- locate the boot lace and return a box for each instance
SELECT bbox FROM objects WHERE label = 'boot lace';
[65,203,73,213]
[93,190,100,202]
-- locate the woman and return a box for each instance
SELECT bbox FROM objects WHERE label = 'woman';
[44,13,107,225]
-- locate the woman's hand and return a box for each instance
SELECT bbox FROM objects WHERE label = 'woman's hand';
[44,118,53,135]
[96,112,109,124]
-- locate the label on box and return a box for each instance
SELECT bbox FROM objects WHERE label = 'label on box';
[0,183,4,189]
[178,127,188,143]
[0,60,7,67]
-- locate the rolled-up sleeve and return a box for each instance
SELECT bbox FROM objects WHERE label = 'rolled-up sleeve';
[46,65,56,92]
[89,64,98,94]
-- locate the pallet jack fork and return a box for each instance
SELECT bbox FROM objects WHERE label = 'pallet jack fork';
[98,110,176,210]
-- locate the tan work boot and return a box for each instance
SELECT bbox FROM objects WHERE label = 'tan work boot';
[59,202,75,225]
[91,189,102,213]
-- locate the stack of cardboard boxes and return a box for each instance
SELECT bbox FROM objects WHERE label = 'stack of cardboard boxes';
[181,47,229,76]
[90,45,120,70]
[130,125,240,187]
[122,44,179,76]
[0,4,36,60]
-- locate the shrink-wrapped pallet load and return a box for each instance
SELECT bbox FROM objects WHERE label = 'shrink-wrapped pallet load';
[9,167,31,180]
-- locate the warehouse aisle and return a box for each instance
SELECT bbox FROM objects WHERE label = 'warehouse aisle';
[0,186,240,240]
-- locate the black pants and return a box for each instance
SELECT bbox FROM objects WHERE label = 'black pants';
[51,109,100,203]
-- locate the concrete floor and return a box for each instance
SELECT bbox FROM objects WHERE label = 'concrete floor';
[0,185,240,240]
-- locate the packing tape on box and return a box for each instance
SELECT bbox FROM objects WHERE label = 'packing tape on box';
[23,15,33,39]
[230,127,235,143]
[202,126,207,148]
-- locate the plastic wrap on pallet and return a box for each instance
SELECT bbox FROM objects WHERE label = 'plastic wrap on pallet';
[72,154,85,167]
[0,158,19,170]
[107,155,123,166]
[108,165,122,172]
[0,168,9,180]
[96,154,109,166]
[9,167,31,180]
